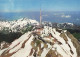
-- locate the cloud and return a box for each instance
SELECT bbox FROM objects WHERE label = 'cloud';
[61,15,71,18]
[54,13,64,16]
[42,14,48,17]
[53,13,71,18]
[76,18,80,21]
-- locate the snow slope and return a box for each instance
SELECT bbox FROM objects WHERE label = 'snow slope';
[0,26,80,57]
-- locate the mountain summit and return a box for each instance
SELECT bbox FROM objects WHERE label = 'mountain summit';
[0,26,80,57]
[0,18,39,32]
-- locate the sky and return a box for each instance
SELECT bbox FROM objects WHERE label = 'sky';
[0,0,80,12]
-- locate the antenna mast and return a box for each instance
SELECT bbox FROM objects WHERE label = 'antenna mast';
[40,8,42,25]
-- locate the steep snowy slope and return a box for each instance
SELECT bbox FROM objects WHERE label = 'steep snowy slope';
[0,26,80,57]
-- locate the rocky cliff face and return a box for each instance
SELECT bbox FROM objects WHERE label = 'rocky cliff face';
[0,26,80,57]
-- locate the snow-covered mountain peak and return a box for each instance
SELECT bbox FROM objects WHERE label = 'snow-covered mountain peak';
[0,26,80,57]
[0,18,39,32]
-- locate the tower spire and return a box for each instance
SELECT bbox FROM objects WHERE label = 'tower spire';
[40,8,42,25]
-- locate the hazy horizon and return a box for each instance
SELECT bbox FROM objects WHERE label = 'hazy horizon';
[0,11,80,25]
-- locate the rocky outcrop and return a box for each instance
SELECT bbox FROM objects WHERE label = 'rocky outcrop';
[0,41,10,50]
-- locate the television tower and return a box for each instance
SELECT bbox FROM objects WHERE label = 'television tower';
[40,8,42,25]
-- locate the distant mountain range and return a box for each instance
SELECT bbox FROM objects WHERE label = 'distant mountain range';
[0,17,80,33]
[0,18,39,32]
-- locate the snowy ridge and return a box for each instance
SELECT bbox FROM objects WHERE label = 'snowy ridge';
[0,26,80,57]
[0,18,39,32]
[41,26,77,57]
